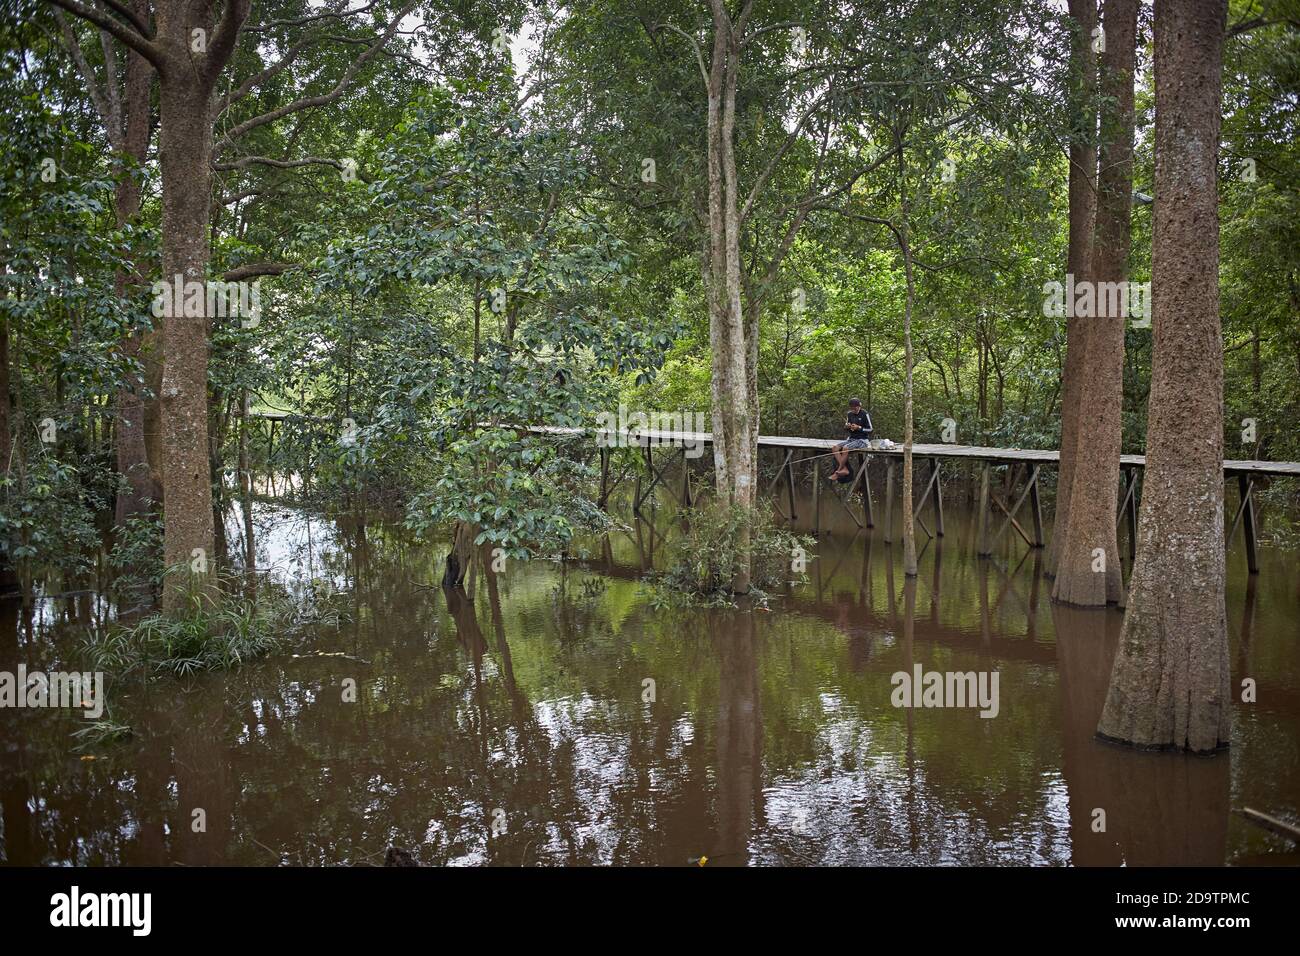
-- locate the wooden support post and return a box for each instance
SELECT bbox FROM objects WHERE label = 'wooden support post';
[811,452,820,535]
[991,465,1039,551]
[1117,466,1139,561]
[637,443,673,512]
[599,447,610,509]
[863,455,874,528]
[1126,471,1139,561]
[977,463,991,557]
[681,448,692,508]
[1027,465,1044,547]
[845,453,871,526]
[1235,474,1260,574]
[910,459,940,540]
[768,449,794,519]
[786,449,797,521]
[931,458,944,537]
[884,459,896,543]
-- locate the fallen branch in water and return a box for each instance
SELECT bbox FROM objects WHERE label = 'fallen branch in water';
[290,651,372,665]
[1235,807,1300,844]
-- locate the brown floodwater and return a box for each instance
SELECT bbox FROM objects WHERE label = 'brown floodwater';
[1,489,1298,866]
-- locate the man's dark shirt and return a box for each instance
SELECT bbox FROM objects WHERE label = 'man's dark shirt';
[845,409,872,439]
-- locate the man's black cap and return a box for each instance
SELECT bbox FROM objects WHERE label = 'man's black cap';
[848,398,862,407]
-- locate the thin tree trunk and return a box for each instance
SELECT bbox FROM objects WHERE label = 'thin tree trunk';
[705,0,756,593]
[113,0,160,525]
[706,3,731,496]
[1097,0,1229,753]
[238,390,255,588]
[899,149,917,577]
[0,313,14,594]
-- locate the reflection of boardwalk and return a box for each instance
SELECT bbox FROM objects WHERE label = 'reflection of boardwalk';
[577,516,1300,718]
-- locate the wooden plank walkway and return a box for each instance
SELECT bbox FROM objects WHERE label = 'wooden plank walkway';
[525,423,1298,575]
[523,423,1300,477]
[242,415,1296,574]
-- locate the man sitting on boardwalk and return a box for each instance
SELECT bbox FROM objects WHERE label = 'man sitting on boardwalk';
[831,398,872,479]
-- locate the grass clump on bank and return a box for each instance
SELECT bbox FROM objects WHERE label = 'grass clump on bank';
[85,570,347,679]
[648,502,814,608]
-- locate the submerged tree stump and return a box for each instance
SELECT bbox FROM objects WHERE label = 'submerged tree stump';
[442,519,477,588]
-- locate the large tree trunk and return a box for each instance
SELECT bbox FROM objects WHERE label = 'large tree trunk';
[152,0,248,609]
[158,72,217,608]
[1097,0,1229,753]
[1052,0,1136,607]
[1048,0,1099,577]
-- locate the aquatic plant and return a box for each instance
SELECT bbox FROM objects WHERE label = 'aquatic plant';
[83,568,347,679]
[647,502,814,608]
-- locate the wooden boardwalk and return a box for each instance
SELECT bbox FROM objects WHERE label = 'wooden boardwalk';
[244,414,1296,574]
[525,423,1300,574]
[524,423,1300,476]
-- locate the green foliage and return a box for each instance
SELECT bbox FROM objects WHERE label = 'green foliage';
[648,503,814,608]
[0,456,103,581]
[106,513,165,604]
[272,88,676,554]
[85,572,346,679]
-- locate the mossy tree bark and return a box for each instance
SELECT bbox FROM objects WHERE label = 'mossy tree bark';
[1097,0,1230,753]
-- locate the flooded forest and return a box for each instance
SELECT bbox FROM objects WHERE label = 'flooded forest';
[1,0,1298,894]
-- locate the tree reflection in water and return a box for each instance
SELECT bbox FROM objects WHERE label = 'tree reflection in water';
[0,499,1293,866]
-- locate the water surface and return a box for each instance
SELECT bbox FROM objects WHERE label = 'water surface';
[1,493,1297,866]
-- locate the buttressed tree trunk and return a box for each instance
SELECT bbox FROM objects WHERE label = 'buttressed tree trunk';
[1048,0,1098,578]
[1052,0,1136,607]
[1097,0,1229,753]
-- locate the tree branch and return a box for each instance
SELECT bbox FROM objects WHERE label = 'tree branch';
[53,9,119,145]
[214,33,318,120]
[201,0,251,87]
[99,20,123,135]
[246,2,380,33]
[214,155,346,172]
[97,0,152,38]
[657,22,709,87]
[222,262,300,282]
[45,0,162,68]
[214,0,418,154]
